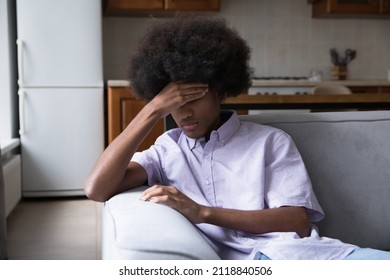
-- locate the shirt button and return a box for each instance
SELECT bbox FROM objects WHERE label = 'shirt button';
[206,179,210,185]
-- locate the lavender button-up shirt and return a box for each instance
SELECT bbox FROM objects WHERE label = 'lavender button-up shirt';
[132,111,356,259]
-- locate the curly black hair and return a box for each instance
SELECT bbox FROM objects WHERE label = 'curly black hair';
[127,16,253,101]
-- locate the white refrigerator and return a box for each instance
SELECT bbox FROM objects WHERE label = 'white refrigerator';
[16,0,104,197]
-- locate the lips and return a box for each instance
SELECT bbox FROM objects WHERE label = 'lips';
[180,120,199,132]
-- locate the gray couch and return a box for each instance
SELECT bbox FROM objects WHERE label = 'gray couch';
[102,110,390,259]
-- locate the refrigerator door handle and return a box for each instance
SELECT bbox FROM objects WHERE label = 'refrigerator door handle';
[16,39,24,87]
[18,89,25,135]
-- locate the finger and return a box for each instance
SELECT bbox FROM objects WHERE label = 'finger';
[139,185,161,201]
[139,185,173,201]
[182,89,207,96]
[181,85,208,96]
[178,90,207,105]
[148,194,170,204]
[173,82,207,93]
[177,82,208,89]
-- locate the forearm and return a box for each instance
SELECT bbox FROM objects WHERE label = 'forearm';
[84,105,162,202]
[200,206,311,238]
[140,185,311,238]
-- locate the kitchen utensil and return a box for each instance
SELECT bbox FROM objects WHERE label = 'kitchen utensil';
[330,48,356,66]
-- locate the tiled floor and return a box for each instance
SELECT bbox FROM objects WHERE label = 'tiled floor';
[6,197,102,260]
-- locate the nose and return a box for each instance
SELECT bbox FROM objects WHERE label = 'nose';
[177,103,193,119]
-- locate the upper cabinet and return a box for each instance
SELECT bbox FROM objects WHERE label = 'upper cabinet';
[311,0,390,18]
[165,0,219,10]
[382,0,390,12]
[104,0,220,16]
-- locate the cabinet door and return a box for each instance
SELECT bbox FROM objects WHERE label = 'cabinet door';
[348,86,379,93]
[164,0,219,11]
[312,0,382,17]
[104,0,164,15]
[381,0,390,13]
[107,87,164,151]
[329,0,380,13]
[122,100,164,151]
[379,87,390,93]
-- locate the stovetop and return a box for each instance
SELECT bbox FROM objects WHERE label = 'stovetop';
[253,76,309,81]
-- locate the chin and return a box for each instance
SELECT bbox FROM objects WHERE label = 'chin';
[183,130,204,139]
[184,132,200,139]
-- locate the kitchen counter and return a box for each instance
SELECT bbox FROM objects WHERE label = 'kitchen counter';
[251,79,390,87]
[0,139,20,156]
[222,93,390,110]
[107,80,131,87]
[107,79,390,88]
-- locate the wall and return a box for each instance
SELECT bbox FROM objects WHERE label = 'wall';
[0,0,18,140]
[102,0,390,81]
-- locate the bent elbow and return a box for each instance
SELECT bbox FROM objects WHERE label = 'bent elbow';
[83,179,109,203]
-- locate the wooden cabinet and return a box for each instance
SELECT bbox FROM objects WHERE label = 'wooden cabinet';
[107,86,164,151]
[164,0,220,11]
[311,0,390,17]
[348,86,390,93]
[382,0,390,13]
[379,86,390,93]
[105,0,163,12]
[104,0,220,16]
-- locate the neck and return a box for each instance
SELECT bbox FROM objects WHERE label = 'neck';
[204,111,233,141]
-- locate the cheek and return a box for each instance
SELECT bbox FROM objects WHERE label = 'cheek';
[170,112,180,126]
[203,100,221,117]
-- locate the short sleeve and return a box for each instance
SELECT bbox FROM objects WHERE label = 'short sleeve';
[131,130,175,187]
[264,132,324,222]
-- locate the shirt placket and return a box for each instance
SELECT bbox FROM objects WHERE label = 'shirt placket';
[201,141,216,206]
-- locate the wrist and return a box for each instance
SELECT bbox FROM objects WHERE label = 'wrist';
[146,98,170,119]
[135,100,165,126]
[199,205,212,224]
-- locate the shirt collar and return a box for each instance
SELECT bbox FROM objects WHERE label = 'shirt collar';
[185,110,240,149]
[186,136,203,150]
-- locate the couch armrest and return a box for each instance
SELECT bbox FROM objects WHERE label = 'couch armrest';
[102,186,220,259]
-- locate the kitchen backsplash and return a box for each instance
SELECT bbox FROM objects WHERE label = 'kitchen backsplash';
[103,0,390,81]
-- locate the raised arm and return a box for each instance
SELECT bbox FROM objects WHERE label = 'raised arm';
[84,82,208,202]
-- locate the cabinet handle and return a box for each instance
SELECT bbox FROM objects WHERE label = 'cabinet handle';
[16,39,24,87]
[18,89,26,135]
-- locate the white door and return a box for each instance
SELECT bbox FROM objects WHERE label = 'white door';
[16,0,103,87]
[20,88,104,196]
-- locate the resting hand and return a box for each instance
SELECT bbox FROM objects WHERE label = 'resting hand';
[139,185,205,224]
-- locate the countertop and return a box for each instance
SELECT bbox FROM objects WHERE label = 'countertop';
[251,79,390,87]
[0,138,20,156]
[107,80,131,87]
[107,79,390,88]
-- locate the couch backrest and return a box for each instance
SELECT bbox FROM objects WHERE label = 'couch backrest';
[240,111,390,250]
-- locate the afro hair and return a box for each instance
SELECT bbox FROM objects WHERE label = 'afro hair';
[128,16,253,101]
